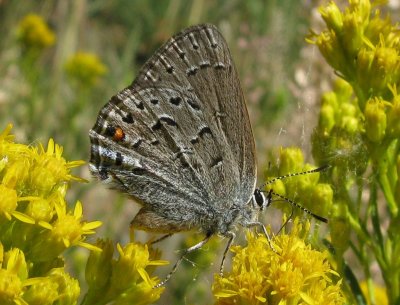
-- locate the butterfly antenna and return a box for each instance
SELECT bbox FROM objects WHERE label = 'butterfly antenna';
[266,190,328,223]
[259,164,330,190]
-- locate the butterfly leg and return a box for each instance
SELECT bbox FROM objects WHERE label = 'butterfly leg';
[150,233,173,245]
[244,221,278,253]
[154,233,212,288]
[219,231,235,275]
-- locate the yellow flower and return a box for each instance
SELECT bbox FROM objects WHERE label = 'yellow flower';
[0,124,100,257]
[17,14,55,50]
[364,97,387,143]
[113,242,168,289]
[23,197,54,223]
[319,1,343,33]
[65,52,107,87]
[0,184,18,220]
[0,245,30,305]
[29,199,102,261]
[0,125,86,227]
[213,218,345,305]
[22,276,59,305]
[29,138,86,196]
[44,268,80,305]
[309,0,400,99]
[0,124,105,303]
[84,241,168,305]
[85,239,114,290]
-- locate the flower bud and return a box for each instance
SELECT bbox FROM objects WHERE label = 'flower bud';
[319,2,343,33]
[264,178,286,198]
[371,47,399,91]
[342,12,364,56]
[86,239,113,290]
[4,248,28,281]
[316,31,347,72]
[340,116,359,134]
[0,269,22,304]
[364,98,387,142]
[25,197,54,223]
[307,183,333,218]
[330,202,351,255]
[279,147,304,174]
[319,104,335,132]
[0,184,18,220]
[48,268,80,305]
[23,277,58,305]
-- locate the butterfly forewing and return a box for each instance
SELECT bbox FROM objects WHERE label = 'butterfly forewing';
[89,24,256,233]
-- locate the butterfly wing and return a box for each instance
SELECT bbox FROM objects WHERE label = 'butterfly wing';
[89,24,256,232]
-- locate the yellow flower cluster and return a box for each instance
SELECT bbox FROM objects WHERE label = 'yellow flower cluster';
[65,52,107,87]
[84,240,168,305]
[0,124,168,304]
[310,0,400,149]
[0,244,80,305]
[264,147,333,220]
[213,218,345,305]
[309,1,400,303]
[0,124,99,304]
[17,14,55,50]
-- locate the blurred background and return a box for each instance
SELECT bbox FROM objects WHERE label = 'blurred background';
[2,0,392,304]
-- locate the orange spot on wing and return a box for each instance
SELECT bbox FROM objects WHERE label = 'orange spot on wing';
[113,127,125,141]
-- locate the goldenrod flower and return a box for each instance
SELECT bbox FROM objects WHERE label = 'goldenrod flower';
[22,276,59,305]
[65,52,107,87]
[0,246,25,305]
[17,14,55,50]
[0,124,101,304]
[309,0,400,102]
[1,125,166,304]
[310,1,400,303]
[29,138,86,193]
[0,184,18,220]
[364,97,387,143]
[85,239,114,290]
[84,240,168,305]
[44,268,80,305]
[278,146,304,174]
[0,125,86,228]
[28,199,102,261]
[213,219,345,304]
[0,245,42,305]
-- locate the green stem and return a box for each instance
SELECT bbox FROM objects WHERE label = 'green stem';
[347,213,370,244]
[368,171,384,253]
[378,157,398,217]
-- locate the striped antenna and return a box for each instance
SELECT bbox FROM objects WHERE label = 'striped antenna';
[266,190,328,223]
[259,164,330,189]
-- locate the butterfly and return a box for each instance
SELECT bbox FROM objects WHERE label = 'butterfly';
[89,24,327,286]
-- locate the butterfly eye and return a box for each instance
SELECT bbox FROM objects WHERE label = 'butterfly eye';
[253,189,266,209]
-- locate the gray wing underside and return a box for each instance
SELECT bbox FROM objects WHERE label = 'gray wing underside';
[89,24,256,222]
